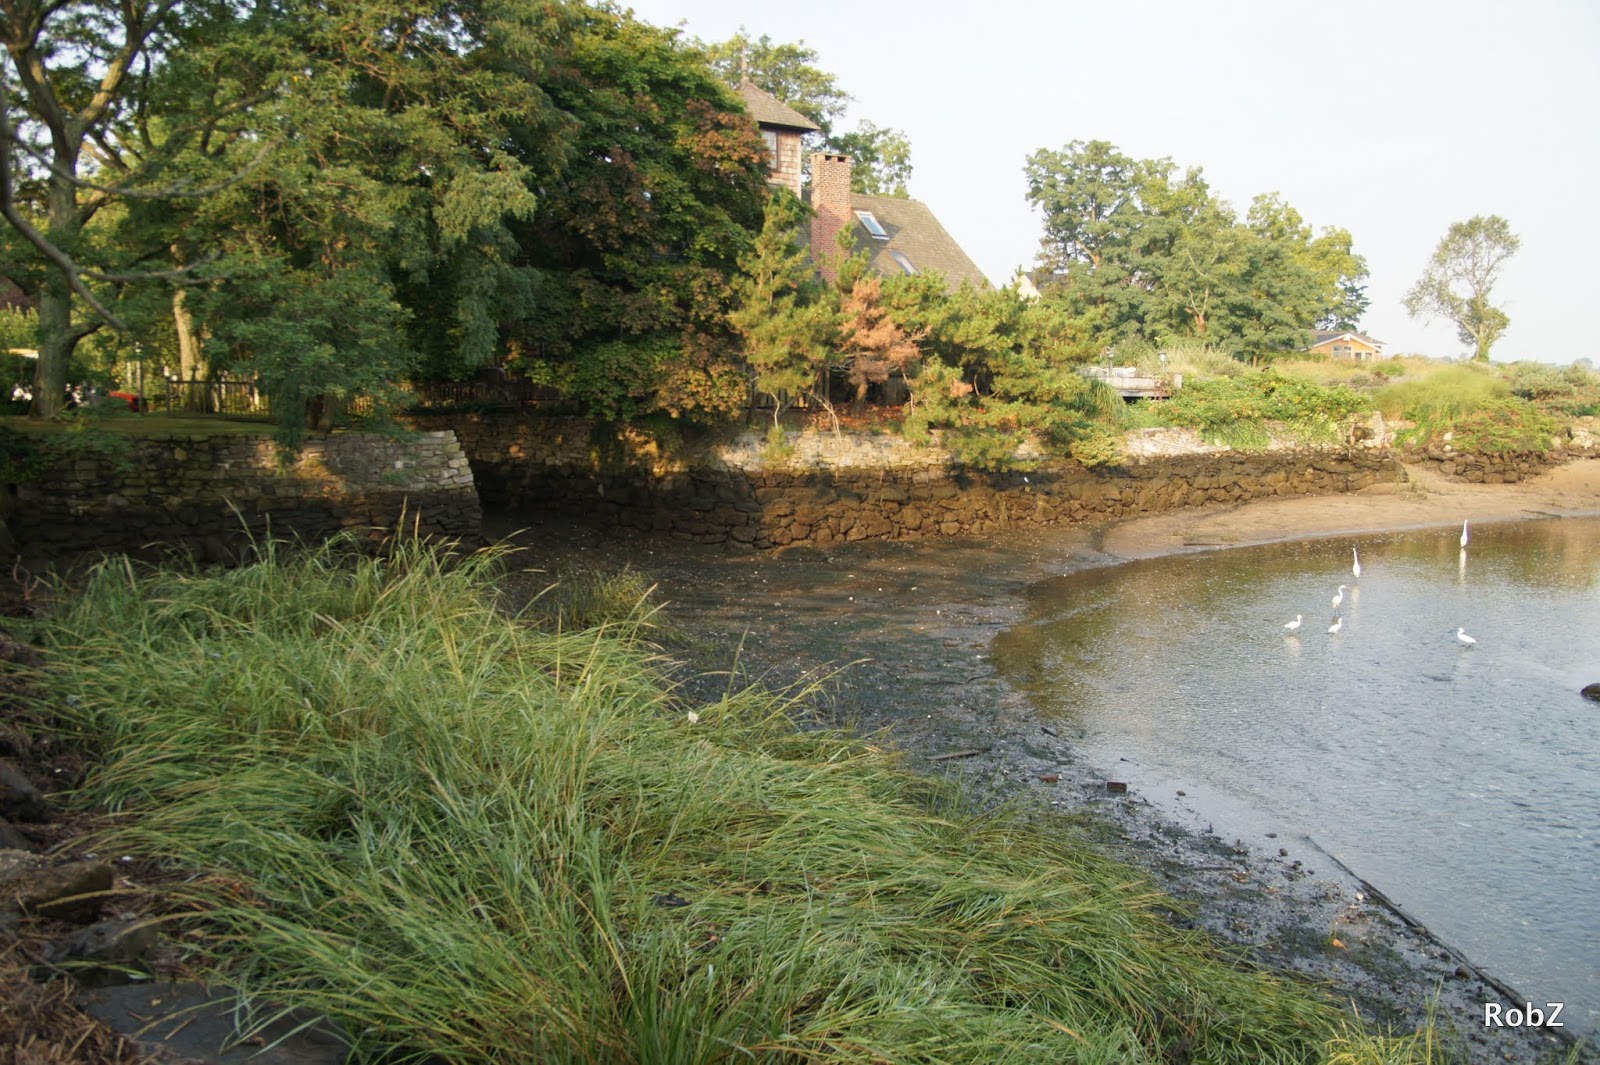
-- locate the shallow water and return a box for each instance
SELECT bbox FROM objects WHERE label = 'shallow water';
[991,516,1600,1035]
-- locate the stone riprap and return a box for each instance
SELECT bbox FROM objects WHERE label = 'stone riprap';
[4,429,479,562]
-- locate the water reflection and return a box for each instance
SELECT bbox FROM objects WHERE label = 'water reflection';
[992,516,1600,1035]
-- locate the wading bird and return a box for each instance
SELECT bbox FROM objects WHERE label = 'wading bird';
[1460,520,1470,548]
[1328,616,1343,634]
[1284,615,1303,632]
[1456,627,1477,647]
[1352,547,1361,580]
[1331,584,1347,610]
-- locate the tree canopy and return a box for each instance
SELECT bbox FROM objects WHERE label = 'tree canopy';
[1024,140,1368,361]
[1403,214,1520,362]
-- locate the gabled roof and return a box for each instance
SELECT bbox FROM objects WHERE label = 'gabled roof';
[1309,329,1385,349]
[841,193,991,292]
[734,80,820,133]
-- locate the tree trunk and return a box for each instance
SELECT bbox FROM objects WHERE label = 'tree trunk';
[172,287,212,411]
[28,151,88,418]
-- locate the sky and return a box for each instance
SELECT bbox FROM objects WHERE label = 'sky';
[622,0,1600,364]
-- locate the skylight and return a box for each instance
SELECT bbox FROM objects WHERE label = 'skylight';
[889,250,917,275]
[855,210,889,240]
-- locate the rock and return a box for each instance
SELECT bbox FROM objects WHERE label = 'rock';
[48,918,161,984]
[0,757,49,821]
[1581,682,1600,702]
[0,815,36,851]
[0,626,44,666]
[78,982,350,1065]
[0,851,115,922]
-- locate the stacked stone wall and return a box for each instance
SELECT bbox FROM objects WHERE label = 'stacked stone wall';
[406,414,1405,550]
[4,429,479,562]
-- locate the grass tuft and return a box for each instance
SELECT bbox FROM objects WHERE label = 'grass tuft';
[34,536,1433,1062]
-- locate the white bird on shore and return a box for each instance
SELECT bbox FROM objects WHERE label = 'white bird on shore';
[1456,627,1477,647]
[1328,616,1343,634]
[1284,614,1303,632]
[1460,520,1470,548]
[1351,547,1362,580]
[1331,584,1347,610]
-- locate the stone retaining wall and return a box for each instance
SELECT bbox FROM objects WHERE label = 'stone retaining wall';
[406,414,1404,550]
[3,429,480,563]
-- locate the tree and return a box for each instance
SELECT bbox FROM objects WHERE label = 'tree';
[1025,140,1369,360]
[503,6,769,424]
[728,189,836,426]
[0,0,232,418]
[838,275,920,413]
[1404,215,1520,362]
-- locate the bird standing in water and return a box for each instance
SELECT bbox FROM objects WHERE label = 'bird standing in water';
[1284,615,1303,632]
[1456,627,1477,647]
[1460,520,1470,548]
[1331,584,1347,610]
[1328,617,1343,634]
[1352,547,1361,580]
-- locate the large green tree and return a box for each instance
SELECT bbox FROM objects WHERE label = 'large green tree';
[0,0,244,417]
[502,5,769,423]
[1403,214,1519,362]
[1025,139,1367,359]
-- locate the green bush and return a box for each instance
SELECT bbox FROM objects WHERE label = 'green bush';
[1067,423,1125,467]
[1158,371,1367,448]
[1428,398,1564,454]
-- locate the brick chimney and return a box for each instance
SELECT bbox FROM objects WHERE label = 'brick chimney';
[809,153,854,283]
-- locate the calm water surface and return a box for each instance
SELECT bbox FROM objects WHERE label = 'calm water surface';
[992,517,1600,1035]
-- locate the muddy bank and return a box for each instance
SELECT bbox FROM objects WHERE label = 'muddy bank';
[492,457,1600,1064]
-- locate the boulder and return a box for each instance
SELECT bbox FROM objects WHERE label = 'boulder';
[0,757,48,821]
[0,851,115,922]
[1581,682,1600,703]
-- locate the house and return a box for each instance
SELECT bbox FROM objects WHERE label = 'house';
[734,79,818,197]
[807,153,990,293]
[734,80,989,294]
[1307,329,1385,360]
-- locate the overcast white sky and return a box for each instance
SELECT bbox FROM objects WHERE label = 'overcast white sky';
[623,0,1598,364]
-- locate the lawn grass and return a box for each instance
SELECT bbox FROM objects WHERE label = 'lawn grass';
[27,537,1448,1063]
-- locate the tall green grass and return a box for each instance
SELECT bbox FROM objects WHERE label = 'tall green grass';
[1374,365,1564,453]
[37,538,1436,1063]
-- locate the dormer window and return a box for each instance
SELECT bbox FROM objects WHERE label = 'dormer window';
[889,250,917,275]
[855,210,889,239]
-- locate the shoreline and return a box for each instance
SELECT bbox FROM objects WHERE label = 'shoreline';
[496,456,1600,1062]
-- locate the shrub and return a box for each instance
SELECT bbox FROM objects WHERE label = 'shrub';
[1158,371,1367,448]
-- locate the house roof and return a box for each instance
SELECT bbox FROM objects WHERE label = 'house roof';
[734,80,820,133]
[1309,329,1385,349]
[838,193,991,292]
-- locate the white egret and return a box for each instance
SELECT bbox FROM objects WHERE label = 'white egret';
[1284,615,1303,632]
[1328,616,1343,634]
[1456,627,1477,647]
[1331,584,1347,610]
[1351,547,1361,579]
[1460,520,1470,548]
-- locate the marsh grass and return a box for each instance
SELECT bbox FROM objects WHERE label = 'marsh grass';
[37,537,1431,1063]
[1374,366,1565,453]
